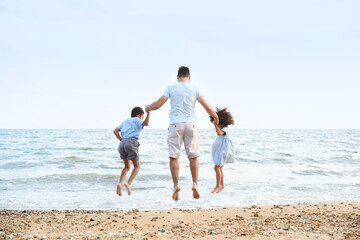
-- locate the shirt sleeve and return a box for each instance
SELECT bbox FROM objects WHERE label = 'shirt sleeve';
[163,85,170,98]
[135,118,144,129]
[117,123,122,130]
[195,86,202,99]
[222,127,228,135]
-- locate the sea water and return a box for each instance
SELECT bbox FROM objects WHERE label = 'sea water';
[0,129,359,210]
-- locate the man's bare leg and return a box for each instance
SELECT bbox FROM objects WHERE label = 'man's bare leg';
[170,157,181,201]
[117,159,131,196]
[189,157,200,199]
[124,160,140,195]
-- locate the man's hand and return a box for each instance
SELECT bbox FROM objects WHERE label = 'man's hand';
[145,105,151,113]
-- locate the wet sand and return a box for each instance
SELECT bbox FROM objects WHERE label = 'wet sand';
[1,202,359,239]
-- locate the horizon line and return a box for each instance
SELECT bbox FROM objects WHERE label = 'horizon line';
[0,128,359,130]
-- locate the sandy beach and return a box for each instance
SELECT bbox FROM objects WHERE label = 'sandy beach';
[1,202,359,239]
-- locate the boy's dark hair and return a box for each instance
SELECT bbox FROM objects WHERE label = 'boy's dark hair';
[177,66,190,78]
[210,108,234,127]
[131,106,144,117]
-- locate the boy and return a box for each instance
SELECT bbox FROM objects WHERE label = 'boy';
[113,106,150,196]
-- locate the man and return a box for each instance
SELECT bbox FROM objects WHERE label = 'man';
[145,66,219,201]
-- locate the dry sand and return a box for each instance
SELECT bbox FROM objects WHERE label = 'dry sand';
[1,202,359,239]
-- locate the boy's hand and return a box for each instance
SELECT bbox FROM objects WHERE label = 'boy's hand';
[142,108,151,126]
[145,105,151,113]
[113,128,122,141]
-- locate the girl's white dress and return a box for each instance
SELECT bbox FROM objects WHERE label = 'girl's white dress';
[212,127,235,166]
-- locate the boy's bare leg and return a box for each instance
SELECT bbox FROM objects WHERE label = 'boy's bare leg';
[117,159,131,196]
[218,166,225,193]
[124,160,140,195]
[212,166,222,193]
[189,157,200,199]
[170,157,181,201]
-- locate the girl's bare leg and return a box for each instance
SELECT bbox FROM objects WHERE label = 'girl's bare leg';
[218,166,225,193]
[211,166,222,193]
[117,159,131,196]
[124,160,140,195]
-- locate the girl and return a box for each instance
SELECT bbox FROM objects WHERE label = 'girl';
[210,108,235,193]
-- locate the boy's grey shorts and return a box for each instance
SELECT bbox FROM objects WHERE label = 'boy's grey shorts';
[118,138,140,161]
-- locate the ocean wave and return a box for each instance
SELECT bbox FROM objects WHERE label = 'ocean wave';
[278,152,293,157]
[136,173,180,181]
[271,157,291,164]
[65,156,79,160]
[0,161,43,169]
[292,169,343,177]
[34,151,51,155]
[80,147,93,151]
[235,157,260,163]
[3,173,119,184]
[62,156,88,164]
[0,172,180,191]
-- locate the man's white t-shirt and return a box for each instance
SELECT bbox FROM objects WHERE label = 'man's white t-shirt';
[163,82,202,124]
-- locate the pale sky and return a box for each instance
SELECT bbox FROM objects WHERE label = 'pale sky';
[1,0,359,129]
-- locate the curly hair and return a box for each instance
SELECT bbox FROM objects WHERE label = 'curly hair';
[210,108,234,127]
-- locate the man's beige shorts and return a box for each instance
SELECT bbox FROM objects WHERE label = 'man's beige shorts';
[167,123,199,159]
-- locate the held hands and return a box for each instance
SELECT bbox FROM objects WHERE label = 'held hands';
[213,118,224,136]
[145,105,151,113]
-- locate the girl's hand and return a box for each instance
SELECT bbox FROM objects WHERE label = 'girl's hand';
[214,122,225,136]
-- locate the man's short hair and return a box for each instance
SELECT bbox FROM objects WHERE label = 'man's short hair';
[131,106,144,117]
[177,66,190,78]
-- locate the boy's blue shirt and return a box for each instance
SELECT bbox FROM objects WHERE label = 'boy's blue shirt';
[118,117,144,139]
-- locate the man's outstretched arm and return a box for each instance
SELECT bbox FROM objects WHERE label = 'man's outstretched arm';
[145,96,168,112]
[197,95,219,123]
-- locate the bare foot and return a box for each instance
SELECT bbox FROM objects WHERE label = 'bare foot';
[217,185,225,193]
[172,185,181,201]
[211,186,222,194]
[116,183,122,196]
[124,182,131,195]
[192,185,200,199]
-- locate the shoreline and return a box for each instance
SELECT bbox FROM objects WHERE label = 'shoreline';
[1,202,359,239]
